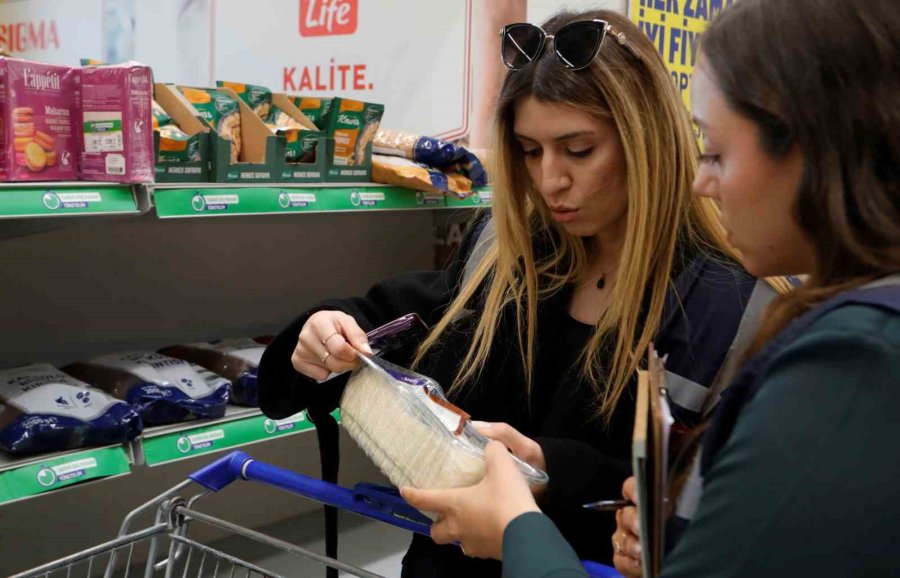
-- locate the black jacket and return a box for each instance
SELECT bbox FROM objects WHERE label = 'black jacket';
[258,220,758,576]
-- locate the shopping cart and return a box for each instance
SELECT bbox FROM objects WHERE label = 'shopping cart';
[12,450,622,578]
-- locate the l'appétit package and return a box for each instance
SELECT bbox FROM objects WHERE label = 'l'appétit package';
[0,363,143,455]
[79,62,154,182]
[0,57,80,181]
[63,352,231,425]
[160,338,269,407]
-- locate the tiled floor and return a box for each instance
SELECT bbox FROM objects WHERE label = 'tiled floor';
[204,509,411,577]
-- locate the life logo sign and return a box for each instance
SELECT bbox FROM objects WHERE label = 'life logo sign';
[300,0,358,37]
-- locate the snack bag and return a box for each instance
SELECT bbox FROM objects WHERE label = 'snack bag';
[0,57,79,181]
[217,81,272,121]
[0,363,143,455]
[374,129,488,187]
[179,87,241,163]
[152,100,172,129]
[266,104,315,163]
[64,352,230,425]
[159,337,270,407]
[292,96,333,129]
[157,124,202,163]
[325,97,384,166]
[372,154,472,196]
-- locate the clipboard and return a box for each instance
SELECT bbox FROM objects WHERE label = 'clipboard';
[632,346,673,577]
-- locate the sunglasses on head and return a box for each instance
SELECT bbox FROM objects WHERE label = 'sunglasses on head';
[499,19,636,71]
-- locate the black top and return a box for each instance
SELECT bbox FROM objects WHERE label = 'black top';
[258,219,758,576]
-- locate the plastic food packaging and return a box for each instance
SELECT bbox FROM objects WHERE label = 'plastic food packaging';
[159,338,269,407]
[0,363,143,455]
[339,316,548,501]
[63,352,230,425]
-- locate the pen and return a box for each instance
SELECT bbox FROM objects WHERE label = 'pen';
[582,499,635,511]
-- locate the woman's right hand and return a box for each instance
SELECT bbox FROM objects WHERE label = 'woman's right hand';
[291,311,372,381]
[612,477,643,578]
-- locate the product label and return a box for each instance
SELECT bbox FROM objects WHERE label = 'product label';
[0,364,117,420]
[83,112,124,153]
[91,352,229,399]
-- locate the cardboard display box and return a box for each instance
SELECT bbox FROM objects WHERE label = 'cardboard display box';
[153,83,210,183]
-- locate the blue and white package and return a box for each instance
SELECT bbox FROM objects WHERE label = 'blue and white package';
[373,129,488,188]
[64,352,231,425]
[159,338,267,407]
[0,364,143,455]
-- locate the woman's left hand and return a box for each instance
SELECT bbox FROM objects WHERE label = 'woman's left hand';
[401,441,541,560]
[472,421,546,472]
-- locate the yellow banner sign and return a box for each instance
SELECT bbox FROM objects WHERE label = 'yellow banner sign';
[630,0,736,111]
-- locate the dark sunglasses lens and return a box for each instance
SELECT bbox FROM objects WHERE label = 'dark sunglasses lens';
[503,24,543,69]
[555,23,603,69]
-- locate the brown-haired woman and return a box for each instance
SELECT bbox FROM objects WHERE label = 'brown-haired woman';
[259,8,779,578]
[404,0,900,576]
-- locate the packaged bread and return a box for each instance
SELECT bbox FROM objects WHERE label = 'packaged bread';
[159,338,269,407]
[0,364,143,455]
[64,352,230,425]
[374,129,488,187]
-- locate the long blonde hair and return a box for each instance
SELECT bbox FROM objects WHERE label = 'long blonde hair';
[416,10,742,421]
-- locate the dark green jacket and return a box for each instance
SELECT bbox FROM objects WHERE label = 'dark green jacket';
[502,301,900,578]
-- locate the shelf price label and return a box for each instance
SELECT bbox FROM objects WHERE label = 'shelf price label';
[0,186,138,218]
[143,410,320,466]
[0,446,131,505]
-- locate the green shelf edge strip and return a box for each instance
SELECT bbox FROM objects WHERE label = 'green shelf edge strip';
[0,185,138,218]
[143,408,340,466]
[0,445,131,504]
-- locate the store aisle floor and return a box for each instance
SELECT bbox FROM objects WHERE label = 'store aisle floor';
[206,508,411,577]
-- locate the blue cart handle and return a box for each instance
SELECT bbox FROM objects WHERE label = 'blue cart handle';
[188,451,621,578]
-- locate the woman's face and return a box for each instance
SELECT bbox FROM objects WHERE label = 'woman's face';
[691,59,817,277]
[513,96,628,240]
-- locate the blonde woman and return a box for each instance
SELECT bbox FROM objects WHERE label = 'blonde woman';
[259,9,781,578]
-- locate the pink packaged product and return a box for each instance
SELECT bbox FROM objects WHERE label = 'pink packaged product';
[79,62,153,183]
[0,57,79,181]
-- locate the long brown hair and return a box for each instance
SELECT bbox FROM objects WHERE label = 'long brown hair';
[703,0,900,353]
[413,9,744,421]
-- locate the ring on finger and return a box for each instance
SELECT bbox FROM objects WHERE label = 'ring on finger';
[321,332,340,347]
[320,350,331,364]
[461,545,470,557]
[613,537,622,554]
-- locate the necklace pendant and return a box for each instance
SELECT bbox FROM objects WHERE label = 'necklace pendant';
[596,274,606,289]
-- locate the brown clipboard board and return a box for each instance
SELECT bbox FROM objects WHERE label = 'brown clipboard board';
[632,346,673,577]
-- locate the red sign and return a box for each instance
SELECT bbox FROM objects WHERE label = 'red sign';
[300,0,358,37]
[0,20,60,53]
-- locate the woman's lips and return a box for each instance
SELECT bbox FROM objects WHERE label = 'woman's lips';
[551,207,579,223]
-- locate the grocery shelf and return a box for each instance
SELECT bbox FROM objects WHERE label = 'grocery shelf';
[152,183,452,218]
[0,182,146,219]
[446,187,492,208]
[138,406,339,467]
[0,444,132,505]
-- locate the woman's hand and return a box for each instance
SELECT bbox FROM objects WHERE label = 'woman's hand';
[612,477,642,578]
[472,421,546,473]
[401,441,541,560]
[291,311,372,381]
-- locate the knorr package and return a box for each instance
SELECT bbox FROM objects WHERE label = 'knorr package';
[160,338,269,407]
[372,154,472,196]
[157,125,202,163]
[152,100,172,129]
[64,352,231,425]
[374,129,488,187]
[217,81,272,121]
[292,97,332,129]
[266,105,316,163]
[325,98,384,166]
[0,364,143,455]
[178,87,241,163]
